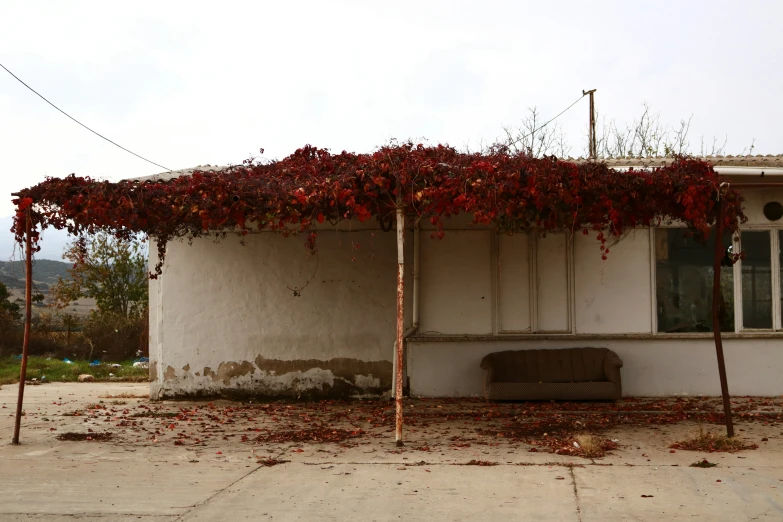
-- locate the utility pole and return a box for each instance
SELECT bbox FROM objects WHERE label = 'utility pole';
[583,89,597,159]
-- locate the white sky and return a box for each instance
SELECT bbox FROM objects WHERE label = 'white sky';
[1,0,782,219]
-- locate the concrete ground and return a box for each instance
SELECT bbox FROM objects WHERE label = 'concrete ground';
[1,382,782,521]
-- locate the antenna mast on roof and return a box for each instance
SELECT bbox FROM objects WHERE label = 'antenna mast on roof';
[583,89,597,159]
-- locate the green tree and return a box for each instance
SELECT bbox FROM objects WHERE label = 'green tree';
[50,233,148,318]
[0,282,21,320]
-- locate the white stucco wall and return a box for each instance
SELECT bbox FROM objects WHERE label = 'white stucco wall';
[419,230,493,335]
[149,226,411,399]
[573,229,652,334]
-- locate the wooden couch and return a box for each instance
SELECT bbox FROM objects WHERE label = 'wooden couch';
[480,348,623,401]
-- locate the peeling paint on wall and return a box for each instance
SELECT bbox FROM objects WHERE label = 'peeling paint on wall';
[253,356,390,387]
[163,365,176,382]
[213,361,256,385]
[157,356,392,400]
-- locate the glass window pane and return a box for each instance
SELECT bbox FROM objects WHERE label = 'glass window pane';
[655,229,734,333]
[741,231,772,329]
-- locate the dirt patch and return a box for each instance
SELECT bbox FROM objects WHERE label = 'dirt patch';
[457,460,500,466]
[479,416,620,458]
[252,428,366,445]
[257,458,291,467]
[130,410,177,418]
[516,462,586,468]
[99,392,148,399]
[56,432,113,442]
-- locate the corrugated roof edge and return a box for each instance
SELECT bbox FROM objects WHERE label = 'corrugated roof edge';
[128,155,783,181]
[579,154,783,168]
[131,164,227,182]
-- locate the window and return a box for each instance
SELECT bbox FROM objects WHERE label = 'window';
[656,228,783,334]
[655,229,734,333]
[741,231,773,329]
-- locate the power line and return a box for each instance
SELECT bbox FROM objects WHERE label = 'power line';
[520,92,587,141]
[0,62,172,172]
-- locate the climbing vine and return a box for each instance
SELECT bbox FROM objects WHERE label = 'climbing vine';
[11,143,745,276]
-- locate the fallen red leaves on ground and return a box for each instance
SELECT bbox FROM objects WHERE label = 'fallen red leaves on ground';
[49,396,779,459]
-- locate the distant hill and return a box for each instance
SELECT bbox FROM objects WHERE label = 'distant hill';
[0,259,72,292]
[0,215,73,262]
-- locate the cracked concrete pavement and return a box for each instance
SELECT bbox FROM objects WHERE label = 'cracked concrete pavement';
[2,382,783,521]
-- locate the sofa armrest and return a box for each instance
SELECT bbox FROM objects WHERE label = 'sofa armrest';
[480,356,496,382]
[603,353,623,383]
[480,355,497,399]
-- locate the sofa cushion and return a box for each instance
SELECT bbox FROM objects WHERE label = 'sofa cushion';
[490,351,538,383]
[570,348,610,382]
[486,381,620,401]
[536,348,576,383]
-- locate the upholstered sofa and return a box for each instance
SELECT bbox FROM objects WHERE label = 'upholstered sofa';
[480,348,623,401]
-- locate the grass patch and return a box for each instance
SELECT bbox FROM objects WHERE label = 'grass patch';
[0,356,148,385]
[690,459,718,468]
[574,433,611,459]
[670,427,758,453]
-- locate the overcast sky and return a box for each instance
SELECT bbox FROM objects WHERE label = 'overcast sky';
[1,0,782,220]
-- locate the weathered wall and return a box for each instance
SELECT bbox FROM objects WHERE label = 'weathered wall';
[150,225,409,399]
[573,229,652,334]
[407,337,783,397]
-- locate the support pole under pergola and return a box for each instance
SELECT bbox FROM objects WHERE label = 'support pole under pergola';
[712,194,734,438]
[394,200,405,446]
[12,210,33,445]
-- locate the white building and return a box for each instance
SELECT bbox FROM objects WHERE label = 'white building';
[145,156,783,399]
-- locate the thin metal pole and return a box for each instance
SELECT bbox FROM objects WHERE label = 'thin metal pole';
[589,92,596,159]
[712,197,734,438]
[394,195,405,446]
[12,210,33,445]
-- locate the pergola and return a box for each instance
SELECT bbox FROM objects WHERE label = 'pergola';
[9,143,747,445]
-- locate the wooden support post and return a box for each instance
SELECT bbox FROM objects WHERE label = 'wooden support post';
[712,196,735,438]
[583,89,597,159]
[12,210,33,445]
[394,201,405,447]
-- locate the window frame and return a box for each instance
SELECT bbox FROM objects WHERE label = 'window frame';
[735,227,781,332]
